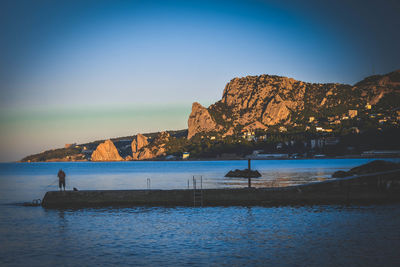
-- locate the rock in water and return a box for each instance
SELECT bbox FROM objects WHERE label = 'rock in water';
[332,160,400,178]
[91,140,123,161]
[225,169,262,178]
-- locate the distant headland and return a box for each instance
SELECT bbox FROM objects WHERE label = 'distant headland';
[21,70,400,162]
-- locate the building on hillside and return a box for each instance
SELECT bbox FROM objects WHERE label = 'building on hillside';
[362,150,400,157]
[311,139,324,149]
[248,152,289,159]
[258,135,267,141]
[252,150,264,155]
[327,117,335,122]
[182,152,190,160]
[348,110,358,118]
[242,131,255,141]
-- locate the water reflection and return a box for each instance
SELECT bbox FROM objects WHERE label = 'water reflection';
[57,209,67,231]
[219,172,330,188]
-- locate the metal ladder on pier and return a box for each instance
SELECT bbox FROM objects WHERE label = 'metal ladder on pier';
[193,176,203,207]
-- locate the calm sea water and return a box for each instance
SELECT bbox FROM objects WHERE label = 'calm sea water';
[1,159,400,266]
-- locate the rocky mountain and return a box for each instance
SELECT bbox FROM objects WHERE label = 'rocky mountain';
[20,70,399,162]
[187,102,223,139]
[20,129,187,162]
[131,133,148,153]
[131,131,170,160]
[188,70,400,139]
[91,140,124,161]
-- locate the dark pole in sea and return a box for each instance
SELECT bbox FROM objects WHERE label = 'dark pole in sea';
[248,159,251,188]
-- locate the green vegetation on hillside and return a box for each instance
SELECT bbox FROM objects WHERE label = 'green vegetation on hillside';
[22,147,82,162]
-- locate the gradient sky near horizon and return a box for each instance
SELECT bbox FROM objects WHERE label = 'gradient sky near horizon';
[0,0,399,161]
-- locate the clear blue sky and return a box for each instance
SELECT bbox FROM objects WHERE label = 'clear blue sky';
[0,0,399,161]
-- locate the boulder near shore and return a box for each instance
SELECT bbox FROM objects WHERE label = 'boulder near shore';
[332,160,400,178]
[225,169,262,178]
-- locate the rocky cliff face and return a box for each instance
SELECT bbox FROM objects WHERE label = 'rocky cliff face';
[353,70,400,105]
[91,140,123,161]
[132,132,170,160]
[131,133,148,153]
[188,102,223,139]
[187,70,400,138]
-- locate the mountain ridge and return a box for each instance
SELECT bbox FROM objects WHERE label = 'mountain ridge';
[21,70,400,162]
[188,70,400,139]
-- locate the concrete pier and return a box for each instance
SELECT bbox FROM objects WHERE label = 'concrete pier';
[42,169,400,208]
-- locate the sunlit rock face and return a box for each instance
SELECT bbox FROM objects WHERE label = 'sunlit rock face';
[132,131,170,160]
[187,70,400,138]
[91,140,123,161]
[131,134,148,153]
[188,102,222,139]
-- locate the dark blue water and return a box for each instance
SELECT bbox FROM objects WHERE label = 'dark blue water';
[1,159,400,266]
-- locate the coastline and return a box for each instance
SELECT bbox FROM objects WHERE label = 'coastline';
[16,154,400,163]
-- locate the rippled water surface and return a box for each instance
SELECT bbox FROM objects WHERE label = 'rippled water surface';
[1,159,400,266]
[1,204,400,266]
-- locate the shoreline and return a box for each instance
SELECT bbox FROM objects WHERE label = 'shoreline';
[14,155,400,163]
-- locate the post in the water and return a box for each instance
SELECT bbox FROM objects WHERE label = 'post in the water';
[248,159,251,188]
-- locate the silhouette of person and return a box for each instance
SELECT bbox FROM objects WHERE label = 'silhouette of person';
[58,169,66,191]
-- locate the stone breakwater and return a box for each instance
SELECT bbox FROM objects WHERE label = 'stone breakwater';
[42,170,400,208]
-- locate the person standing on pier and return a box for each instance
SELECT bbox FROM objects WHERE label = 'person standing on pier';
[58,169,66,191]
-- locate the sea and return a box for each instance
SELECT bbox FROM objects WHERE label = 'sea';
[1,158,400,266]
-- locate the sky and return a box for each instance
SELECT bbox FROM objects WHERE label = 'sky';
[0,0,399,161]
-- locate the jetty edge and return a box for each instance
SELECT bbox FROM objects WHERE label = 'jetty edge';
[42,169,400,208]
